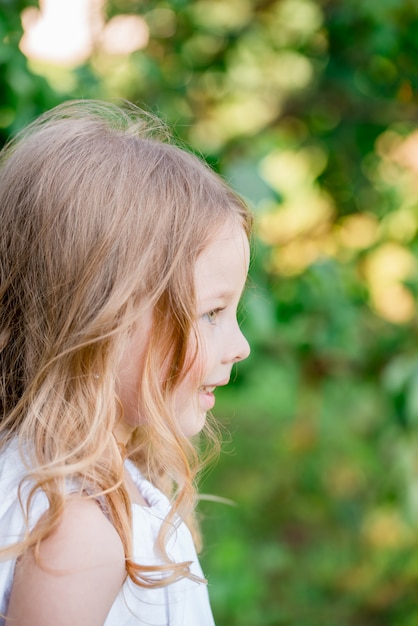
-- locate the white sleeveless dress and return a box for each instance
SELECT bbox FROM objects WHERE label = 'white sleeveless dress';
[0,442,215,625]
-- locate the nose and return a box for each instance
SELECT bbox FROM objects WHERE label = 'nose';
[223,323,251,364]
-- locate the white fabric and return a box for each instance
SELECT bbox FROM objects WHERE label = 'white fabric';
[0,443,215,626]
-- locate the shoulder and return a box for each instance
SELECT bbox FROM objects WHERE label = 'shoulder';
[6,498,126,626]
[43,497,126,565]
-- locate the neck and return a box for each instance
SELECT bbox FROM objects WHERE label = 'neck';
[113,419,134,448]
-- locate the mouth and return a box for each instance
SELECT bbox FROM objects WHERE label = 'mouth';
[198,385,217,412]
[197,379,229,412]
[199,378,230,393]
[199,385,216,394]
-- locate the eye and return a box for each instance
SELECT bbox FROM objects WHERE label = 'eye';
[202,309,220,324]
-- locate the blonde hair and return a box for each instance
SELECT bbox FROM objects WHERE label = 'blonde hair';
[0,100,252,587]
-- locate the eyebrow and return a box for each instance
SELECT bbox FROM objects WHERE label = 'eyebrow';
[199,288,243,304]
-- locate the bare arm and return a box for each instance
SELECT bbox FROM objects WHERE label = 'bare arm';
[6,498,126,626]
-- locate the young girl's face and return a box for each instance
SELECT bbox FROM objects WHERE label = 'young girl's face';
[174,219,250,436]
[115,219,250,442]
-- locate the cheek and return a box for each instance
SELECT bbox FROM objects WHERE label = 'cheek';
[172,329,207,403]
[186,327,208,383]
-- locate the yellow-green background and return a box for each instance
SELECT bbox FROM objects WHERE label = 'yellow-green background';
[3,1,418,623]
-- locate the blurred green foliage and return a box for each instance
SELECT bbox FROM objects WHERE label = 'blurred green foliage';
[0,0,60,142]
[3,0,418,623]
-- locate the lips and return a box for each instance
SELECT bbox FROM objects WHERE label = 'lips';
[199,378,230,392]
[198,386,216,411]
[197,379,229,412]
[199,385,216,393]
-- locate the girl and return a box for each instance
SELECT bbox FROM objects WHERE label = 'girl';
[0,100,251,625]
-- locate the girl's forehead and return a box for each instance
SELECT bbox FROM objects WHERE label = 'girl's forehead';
[197,221,249,263]
[194,222,250,301]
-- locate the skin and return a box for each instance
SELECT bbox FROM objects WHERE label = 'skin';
[6,500,126,626]
[173,219,250,436]
[6,220,250,625]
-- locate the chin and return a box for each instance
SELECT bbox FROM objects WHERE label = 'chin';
[180,411,207,438]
